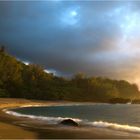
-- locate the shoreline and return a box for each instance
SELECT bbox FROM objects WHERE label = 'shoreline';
[0,98,140,139]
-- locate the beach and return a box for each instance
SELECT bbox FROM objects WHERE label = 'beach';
[0,98,140,139]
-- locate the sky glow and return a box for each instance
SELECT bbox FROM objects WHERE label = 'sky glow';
[23,61,29,66]
[60,7,79,26]
[70,10,77,16]
[1,1,140,87]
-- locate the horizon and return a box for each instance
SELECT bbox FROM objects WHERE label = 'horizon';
[1,1,140,88]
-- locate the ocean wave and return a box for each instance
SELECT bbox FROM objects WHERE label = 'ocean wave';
[3,109,140,133]
[3,109,82,124]
[89,121,140,133]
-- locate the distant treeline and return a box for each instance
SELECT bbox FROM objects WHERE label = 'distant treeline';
[0,46,140,103]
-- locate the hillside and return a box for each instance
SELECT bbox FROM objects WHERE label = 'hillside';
[0,46,140,103]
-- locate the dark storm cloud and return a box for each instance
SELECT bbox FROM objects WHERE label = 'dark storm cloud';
[1,1,140,86]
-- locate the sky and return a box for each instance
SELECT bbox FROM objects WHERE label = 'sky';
[1,1,140,87]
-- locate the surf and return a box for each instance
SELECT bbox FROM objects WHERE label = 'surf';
[3,109,140,134]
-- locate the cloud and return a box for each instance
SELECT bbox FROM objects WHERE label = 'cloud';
[1,1,140,87]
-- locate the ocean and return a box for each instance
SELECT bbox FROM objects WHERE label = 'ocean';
[5,103,140,134]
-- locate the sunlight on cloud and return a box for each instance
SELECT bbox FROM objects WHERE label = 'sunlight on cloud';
[44,69,57,75]
[22,61,29,66]
[60,7,80,26]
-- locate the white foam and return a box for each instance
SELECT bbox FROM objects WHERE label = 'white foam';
[90,121,140,133]
[3,109,140,134]
[3,109,82,124]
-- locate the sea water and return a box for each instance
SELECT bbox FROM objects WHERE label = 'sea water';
[5,104,140,133]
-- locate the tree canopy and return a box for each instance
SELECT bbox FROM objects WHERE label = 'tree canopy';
[0,46,140,102]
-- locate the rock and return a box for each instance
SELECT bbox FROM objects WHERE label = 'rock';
[60,119,78,126]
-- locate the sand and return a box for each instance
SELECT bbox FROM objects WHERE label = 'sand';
[0,98,140,139]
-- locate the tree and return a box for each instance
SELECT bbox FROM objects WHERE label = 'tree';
[0,45,6,53]
[0,47,140,102]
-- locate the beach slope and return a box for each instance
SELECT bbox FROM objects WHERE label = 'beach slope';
[0,98,140,139]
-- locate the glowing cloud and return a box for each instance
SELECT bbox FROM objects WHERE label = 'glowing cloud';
[1,1,140,88]
[23,61,29,66]
[60,7,80,26]
[70,10,77,17]
[44,69,57,75]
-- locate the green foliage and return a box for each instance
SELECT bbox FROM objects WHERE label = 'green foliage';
[109,98,131,104]
[0,47,140,102]
[0,88,9,97]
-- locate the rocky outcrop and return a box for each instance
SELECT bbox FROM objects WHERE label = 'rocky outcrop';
[60,119,78,126]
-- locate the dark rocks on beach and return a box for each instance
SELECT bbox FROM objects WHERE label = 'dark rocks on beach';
[60,119,79,127]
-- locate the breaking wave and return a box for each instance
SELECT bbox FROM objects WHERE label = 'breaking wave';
[3,109,140,133]
[89,121,140,133]
[3,109,82,124]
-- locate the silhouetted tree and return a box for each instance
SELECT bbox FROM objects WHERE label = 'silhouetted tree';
[0,45,6,52]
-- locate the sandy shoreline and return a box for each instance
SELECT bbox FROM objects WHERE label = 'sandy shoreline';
[0,98,140,139]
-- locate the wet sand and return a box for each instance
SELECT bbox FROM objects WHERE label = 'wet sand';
[0,98,140,139]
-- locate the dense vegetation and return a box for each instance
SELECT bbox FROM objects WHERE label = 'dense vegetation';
[0,46,140,103]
